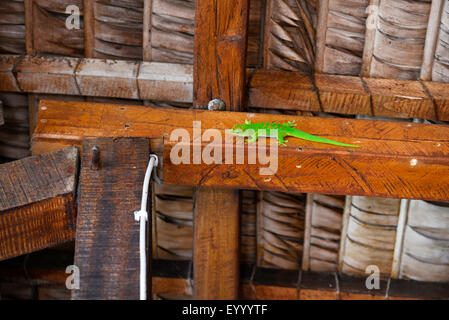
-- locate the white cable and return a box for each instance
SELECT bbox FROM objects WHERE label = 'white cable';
[134,154,158,300]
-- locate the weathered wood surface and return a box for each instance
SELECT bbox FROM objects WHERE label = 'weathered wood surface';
[73,138,150,300]
[431,0,449,82]
[32,99,449,201]
[192,0,250,300]
[3,254,449,300]
[0,55,193,102]
[193,0,249,111]
[193,187,240,299]
[249,70,447,120]
[3,55,449,119]
[0,146,78,261]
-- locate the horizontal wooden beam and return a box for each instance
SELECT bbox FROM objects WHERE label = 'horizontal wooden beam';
[0,147,78,261]
[33,100,449,201]
[248,70,449,121]
[0,55,193,103]
[2,255,448,300]
[2,55,449,120]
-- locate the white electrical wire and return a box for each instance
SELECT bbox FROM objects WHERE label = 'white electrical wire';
[134,154,158,300]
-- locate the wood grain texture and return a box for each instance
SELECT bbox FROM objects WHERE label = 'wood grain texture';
[0,0,26,54]
[257,191,305,270]
[248,70,447,120]
[32,99,449,201]
[339,196,401,278]
[193,187,240,299]
[263,0,317,72]
[73,138,150,300]
[316,0,369,75]
[192,0,249,300]
[3,55,449,119]
[0,146,78,261]
[0,55,193,102]
[193,0,249,111]
[361,0,432,80]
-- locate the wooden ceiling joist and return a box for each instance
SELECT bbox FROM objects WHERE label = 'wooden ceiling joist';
[33,99,449,201]
[4,254,448,300]
[2,55,449,120]
[0,147,78,261]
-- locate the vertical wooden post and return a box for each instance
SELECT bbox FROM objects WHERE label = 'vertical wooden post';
[83,0,95,58]
[193,0,250,299]
[142,0,152,62]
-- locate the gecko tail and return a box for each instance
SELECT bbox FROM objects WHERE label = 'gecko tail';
[289,129,361,148]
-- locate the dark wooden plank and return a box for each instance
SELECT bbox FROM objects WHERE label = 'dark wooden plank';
[0,147,78,261]
[73,138,150,300]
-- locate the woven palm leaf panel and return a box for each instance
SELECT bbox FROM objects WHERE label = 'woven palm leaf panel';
[339,196,401,278]
[148,0,262,66]
[0,0,26,54]
[0,2,28,161]
[395,200,449,282]
[88,0,143,60]
[28,0,84,56]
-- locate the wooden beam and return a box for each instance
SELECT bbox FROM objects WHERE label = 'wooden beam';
[0,147,78,261]
[0,100,3,126]
[3,55,449,120]
[32,100,449,201]
[73,138,150,300]
[192,0,249,300]
[83,0,95,58]
[0,55,193,102]
[2,256,449,300]
[193,0,249,111]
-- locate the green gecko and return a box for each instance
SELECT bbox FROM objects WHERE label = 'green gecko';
[230,120,360,148]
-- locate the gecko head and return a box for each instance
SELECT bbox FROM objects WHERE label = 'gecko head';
[230,123,250,136]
